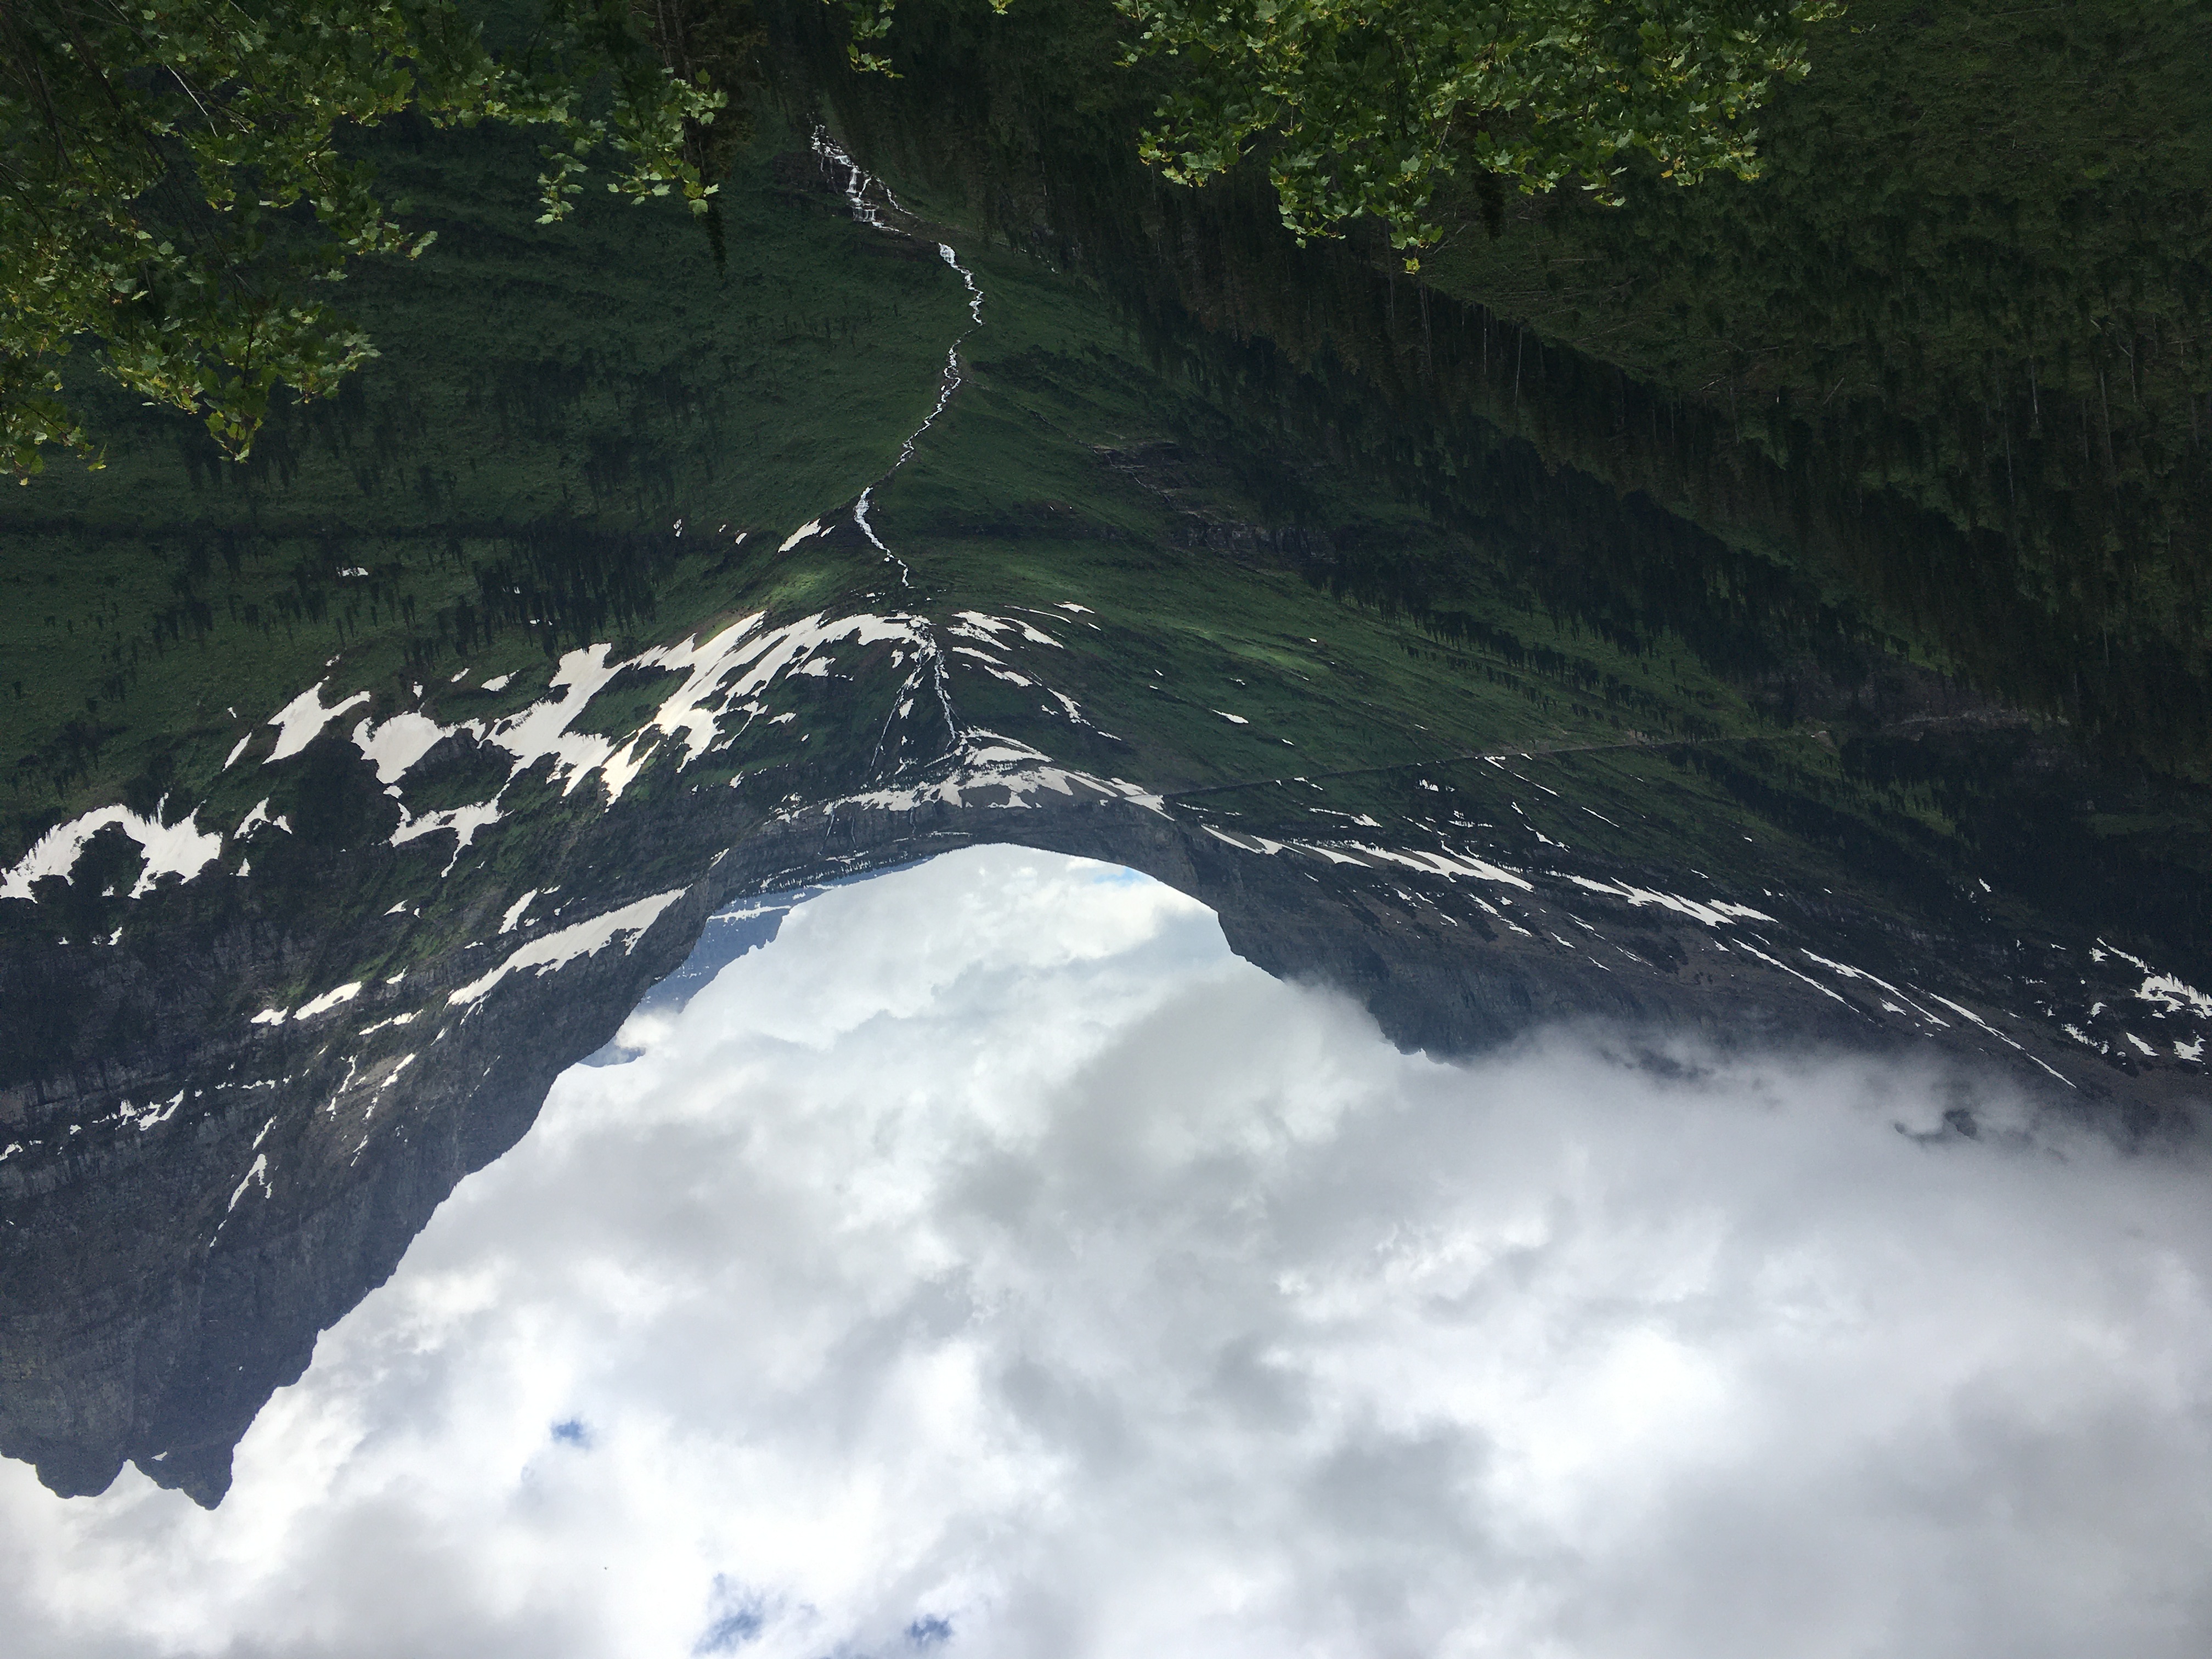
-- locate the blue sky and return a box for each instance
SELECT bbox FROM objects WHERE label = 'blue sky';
[4,847,2210,1657]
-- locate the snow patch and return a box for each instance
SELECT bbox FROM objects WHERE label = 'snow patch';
[264,681,372,765]
[390,799,505,871]
[953,611,1063,650]
[225,1153,270,1213]
[351,712,453,785]
[447,889,689,1008]
[235,799,290,839]
[1561,875,1773,928]
[1731,941,1854,1008]
[1204,826,1289,856]
[826,732,1169,821]
[294,981,364,1021]
[2138,973,2212,1019]
[1798,950,1951,1029]
[1340,843,1535,893]
[1,805,224,902]
[1922,993,2024,1052]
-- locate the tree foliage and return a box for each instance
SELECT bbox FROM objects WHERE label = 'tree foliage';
[1,0,729,479]
[840,0,1841,258]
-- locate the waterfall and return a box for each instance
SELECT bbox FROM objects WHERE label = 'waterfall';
[809,127,989,772]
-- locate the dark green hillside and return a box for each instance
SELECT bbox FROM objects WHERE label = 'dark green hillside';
[1419,0,2212,758]
[4,1,2209,970]
[849,232,2212,962]
[780,0,2212,771]
[1429,0,2212,460]
[1,114,970,846]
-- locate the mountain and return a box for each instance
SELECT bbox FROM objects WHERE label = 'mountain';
[3,98,2209,1507]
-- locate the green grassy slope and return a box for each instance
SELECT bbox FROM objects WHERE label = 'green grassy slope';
[782,0,2212,770]
[0,112,969,859]
[879,244,1785,782]
[848,234,2123,953]
[3,66,2205,975]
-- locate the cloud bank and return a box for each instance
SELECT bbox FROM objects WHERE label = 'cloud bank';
[4,848,2210,1658]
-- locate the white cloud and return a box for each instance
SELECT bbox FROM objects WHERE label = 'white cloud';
[4,847,2211,1658]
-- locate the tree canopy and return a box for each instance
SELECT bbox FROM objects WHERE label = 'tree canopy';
[1,0,729,479]
[845,0,1842,257]
[3,0,1839,483]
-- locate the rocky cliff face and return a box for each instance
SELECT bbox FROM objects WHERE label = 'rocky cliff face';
[7,698,2200,1507]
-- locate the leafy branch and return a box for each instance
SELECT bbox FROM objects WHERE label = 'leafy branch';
[1,0,731,479]
[832,0,1841,266]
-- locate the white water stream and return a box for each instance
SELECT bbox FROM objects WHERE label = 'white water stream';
[809,127,989,768]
